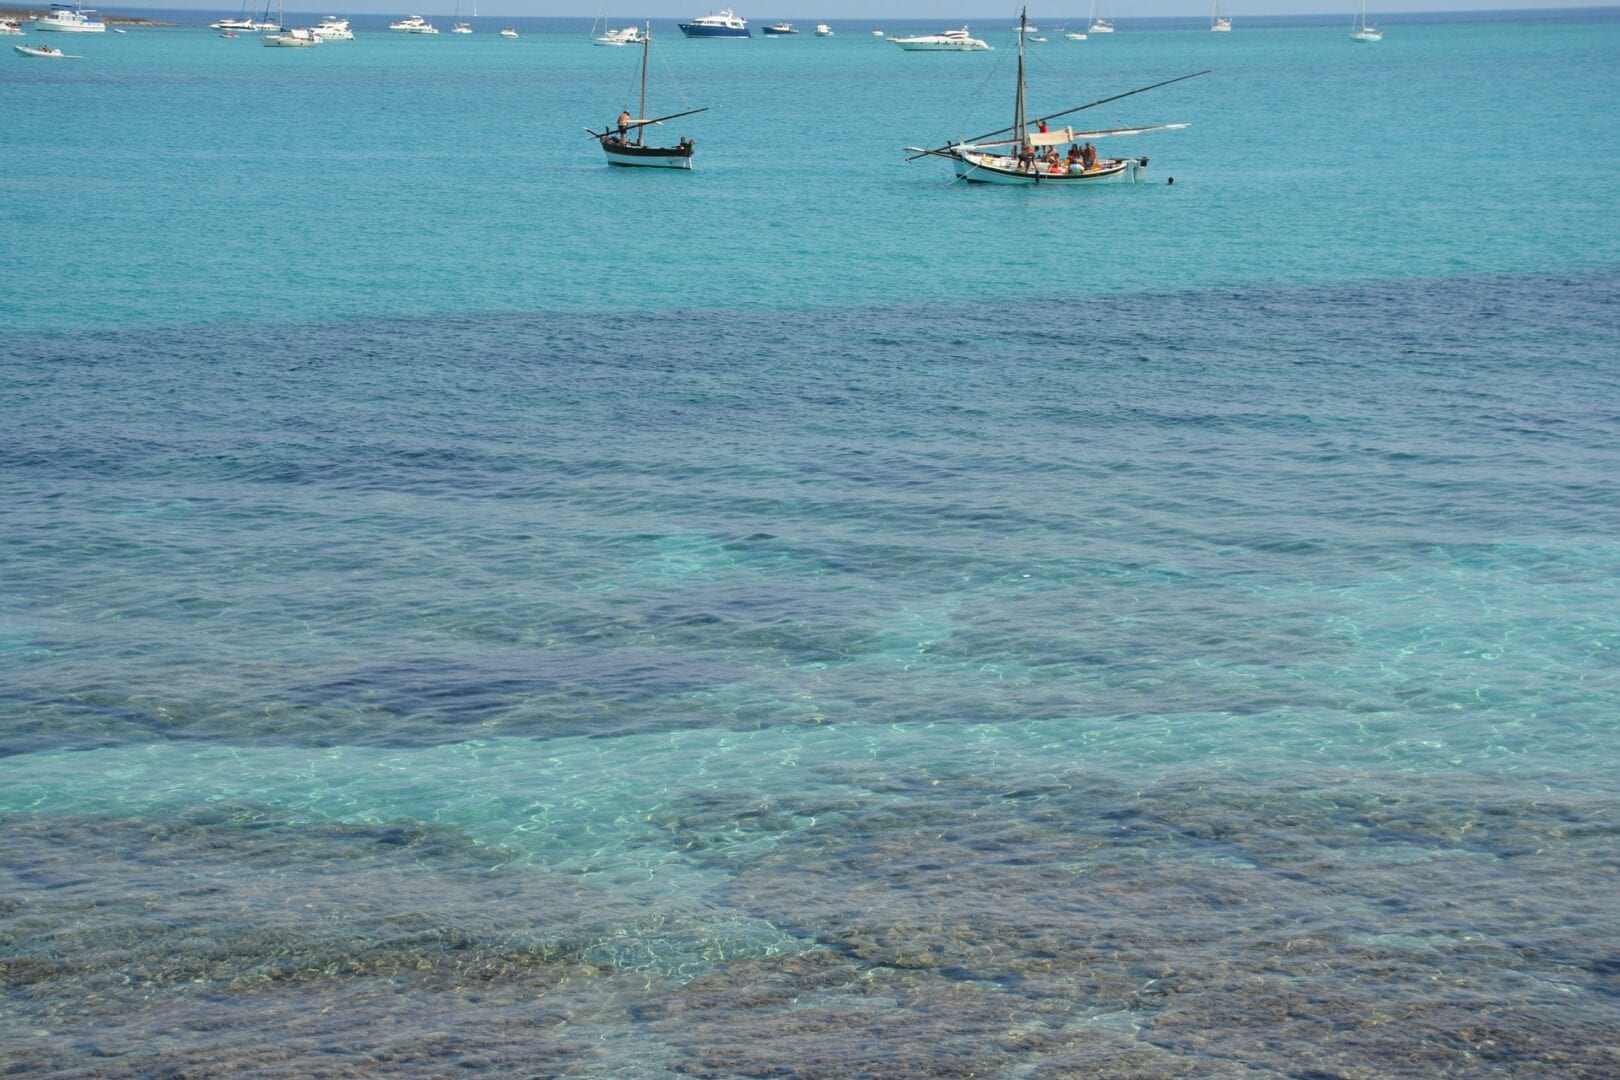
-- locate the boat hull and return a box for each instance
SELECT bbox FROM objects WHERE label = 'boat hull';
[891,40,989,51]
[602,141,694,169]
[952,151,1142,185]
[678,23,748,37]
[33,18,104,32]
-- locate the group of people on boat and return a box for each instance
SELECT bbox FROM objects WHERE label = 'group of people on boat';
[1016,140,1100,175]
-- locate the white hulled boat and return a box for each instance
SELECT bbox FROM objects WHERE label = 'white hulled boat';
[499,26,518,37]
[33,4,105,32]
[450,0,474,34]
[906,8,1201,188]
[678,9,749,38]
[1066,31,1087,39]
[262,0,318,46]
[1351,0,1382,41]
[1087,0,1114,34]
[2,19,26,34]
[16,42,81,55]
[1211,0,1232,32]
[889,27,991,51]
[310,16,353,39]
[390,15,438,33]
[589,22,708,169]
[815,23,832,36]
[594,25,639,45]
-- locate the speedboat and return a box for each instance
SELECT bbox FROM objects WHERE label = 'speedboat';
[678,8,749,38]
[1065,31,1087,39]
[389,15,438,33]
[263,26,319,45]
[16,42,80,55]
[499,26,518,37]
[761,22,796,35]
[593,25,640,45]
[889,27,990,51]
[310,16,352,39]
[815,23,832,36]
[1088,19,1115,33]
[871,28,883,36]
[33,4,106,32]
[1,19,26,34]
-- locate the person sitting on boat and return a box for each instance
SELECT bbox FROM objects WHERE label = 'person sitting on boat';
[617,109,632,140]
[1066,144,1083,173]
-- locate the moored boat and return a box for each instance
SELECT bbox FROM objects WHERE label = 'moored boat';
[310,16,353,39]
[594,25,639,45]
[389,14,438,33]
[1351,0,1382,41]
[33,3,105,32]
[1211,0,1232,32]
[1,19,26,34]
[889,26,990,51]
[816,23,832,36]
[263,26,319,45]
[761,22,796,35]
[678,8,749,38]
[16,42,81,55]
[905,8,1202,188]
[499,26,518,37]
[588,22,708,169]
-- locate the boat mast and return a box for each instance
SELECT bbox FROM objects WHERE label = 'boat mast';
[637,21,650,146]
[1014,8,1027,156]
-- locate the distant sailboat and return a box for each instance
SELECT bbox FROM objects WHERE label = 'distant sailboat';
[451,0,473,34]
[1088,0,1114,34]
[1211,0,1232,32]
[1351,0,1382,41]
[587,23,709,169]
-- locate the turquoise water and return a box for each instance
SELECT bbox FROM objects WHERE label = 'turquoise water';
[3,11,1619,1076]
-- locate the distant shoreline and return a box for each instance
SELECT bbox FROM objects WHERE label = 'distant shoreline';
[0,6,170,24]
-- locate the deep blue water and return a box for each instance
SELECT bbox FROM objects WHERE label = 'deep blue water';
[2,10,1618,1077]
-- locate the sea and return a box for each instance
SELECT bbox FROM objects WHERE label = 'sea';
[2,8,1618,1076]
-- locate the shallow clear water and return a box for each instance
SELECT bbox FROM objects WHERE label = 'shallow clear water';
[2,11,1618,1077]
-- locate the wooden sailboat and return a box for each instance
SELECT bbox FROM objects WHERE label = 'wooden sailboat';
[905,9,1203,187]
[586,23,708,169]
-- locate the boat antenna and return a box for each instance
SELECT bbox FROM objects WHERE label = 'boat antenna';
[906,69,1211,161]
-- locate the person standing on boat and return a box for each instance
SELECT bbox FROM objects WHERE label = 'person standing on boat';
[617,109,632,140]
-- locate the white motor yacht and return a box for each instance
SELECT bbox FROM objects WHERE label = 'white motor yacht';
[390,15,438,33]
[33,4,106,32]
[889,27,990,51]
[310,16,353,39]
[499,26,518,37]
[815,23,832,36]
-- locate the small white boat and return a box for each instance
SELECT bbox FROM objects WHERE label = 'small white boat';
[33,3,105,32]
[871,28,883,36]
[264,27,319,45]
[1065,31,1087,40]
[1351,0,1382,41]
[889,27,991,51]
[1087,1,1114,34]
[390,15,438,33]
[593,25,640,45]
[16,42,81,55]
[815,23,832,36]
[499,26,518,38]
[451,23,471,33]
[310,16,352,39]
[210,17,256,30]
[1,19,26,34]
